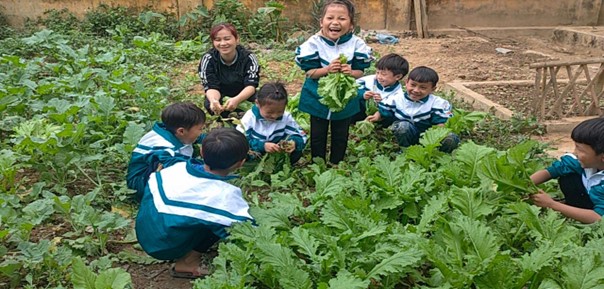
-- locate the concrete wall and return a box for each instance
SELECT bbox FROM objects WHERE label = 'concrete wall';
[2,0,603,30]
[428,0,602,28]
[1,0,199,26]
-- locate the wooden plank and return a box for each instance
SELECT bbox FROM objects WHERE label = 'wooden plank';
[549,66,560,117]
[529,57,604,69]
[414,0,428,38]
[592,63,604,115]
[531,68,542,115]
[540,68,547,118]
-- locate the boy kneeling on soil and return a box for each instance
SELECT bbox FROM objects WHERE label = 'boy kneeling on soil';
[366,66,459,153]
[135,128,254,278]
[530,117,604,224]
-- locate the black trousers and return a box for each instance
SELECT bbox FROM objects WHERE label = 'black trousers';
[310,116,351,164]
[558,173,594,209]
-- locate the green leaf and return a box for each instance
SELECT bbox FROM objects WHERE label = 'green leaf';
[372,155,402,189]
[366,249,423,281]
[71,258,97,289]
[350,224,387,243]
[555,248,604,289]
[419,126,450,148]
[313,170,349,198]
[95,268,132,289]
[455,216,499,266]
[417,194,449,233]
[93,93,116,115]
[122,122,146,146]
[454,141,495,185]
[252,206,292,229]
[514,243,561,287]
[290,227,321,261]
[328,270,369,289]
[320,200,353,231]
[449,186,494,220]
[255,243,312,289]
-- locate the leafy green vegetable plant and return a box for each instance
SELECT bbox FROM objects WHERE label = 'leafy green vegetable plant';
[318,54,358,112]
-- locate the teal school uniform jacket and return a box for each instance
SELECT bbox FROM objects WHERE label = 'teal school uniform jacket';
[547,153,604,215]
[135,159,254,260]
[295,32,372,120]
[126,122,202,200]
[236,105,307,153]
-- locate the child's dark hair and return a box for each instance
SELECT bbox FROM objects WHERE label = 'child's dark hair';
[408,66,439,87]
[376,53,409,78]
[161,102,206,133]
[571,117,604,154]
[202,128,249,170]
[321,0,356,25]
[256,82,288,106]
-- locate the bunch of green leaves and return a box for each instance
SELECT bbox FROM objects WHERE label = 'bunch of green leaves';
[318,54,358,112]
[351,120,375,138]
[445,108,487,135]
[71,257,132,289]
[365,97,378,115]
[287,92,310,132]
[479,140,542,200]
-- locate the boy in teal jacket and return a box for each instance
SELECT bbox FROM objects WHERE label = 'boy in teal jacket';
[126,102,206,201]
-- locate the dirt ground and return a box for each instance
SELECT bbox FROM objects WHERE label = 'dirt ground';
[128,29,602,289]
[372,32,602,83]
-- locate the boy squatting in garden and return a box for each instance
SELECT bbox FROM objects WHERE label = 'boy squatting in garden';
[353,53,409,124]
[135,127,254,278]
[236,82,307,164]
[126,102,206,201]
[530,117,604,224]
[366,66,460,153]
[295,0,372,164]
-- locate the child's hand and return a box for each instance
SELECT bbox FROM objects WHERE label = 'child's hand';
[365,113,381,122]
[340,63,352,75]
[530,190,557,208]
[364,91,381,101]
[373,93,383,102]
[264,142,282,153]
[326,59,342,73]
[278,140,296,153]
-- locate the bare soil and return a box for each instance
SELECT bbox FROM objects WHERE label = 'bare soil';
[129,29,601,288]
[372,33,602,83]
